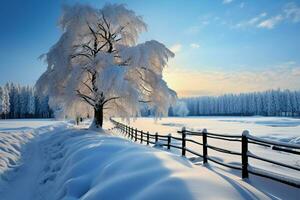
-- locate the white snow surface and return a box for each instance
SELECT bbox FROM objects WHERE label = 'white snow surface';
[128,116,300,144]
[0,119,63,175]
[0,119,285,200]
[118,116,300,199]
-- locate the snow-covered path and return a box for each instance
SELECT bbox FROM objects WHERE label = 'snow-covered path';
[2,136,43,200]
[0,122,68,200]
[0,120,298,199]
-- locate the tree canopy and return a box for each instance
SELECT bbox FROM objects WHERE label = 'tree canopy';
[36,3,176,127]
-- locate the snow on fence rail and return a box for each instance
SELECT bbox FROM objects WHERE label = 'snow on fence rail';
[110,119,300,188]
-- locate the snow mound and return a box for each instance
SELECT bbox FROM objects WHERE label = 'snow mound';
[0,121,67,187]
[35,129,270,200]
[0,130,34,174]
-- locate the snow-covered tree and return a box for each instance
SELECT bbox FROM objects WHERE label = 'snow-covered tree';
[180,89,300,117]
[0,82,54,119]
[0,86,3,114]
[173,101,189,117]
[1,87,10,118]
[36,3,176,128]
[28,88,35,116]
[20,86,29,118]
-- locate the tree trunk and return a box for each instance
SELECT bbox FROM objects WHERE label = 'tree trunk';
[94,106,103,128]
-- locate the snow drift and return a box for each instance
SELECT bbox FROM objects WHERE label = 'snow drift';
[0,129,34,175]
[0,121,272,200]
[0,120,62,176]
[36,129,271,200]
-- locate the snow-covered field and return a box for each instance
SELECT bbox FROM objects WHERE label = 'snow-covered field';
[127,116,300,144]
[0,118,299,199]
[0,119,63,130]
[116,116,300,197]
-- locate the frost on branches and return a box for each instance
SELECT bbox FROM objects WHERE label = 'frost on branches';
[36,3,177,128]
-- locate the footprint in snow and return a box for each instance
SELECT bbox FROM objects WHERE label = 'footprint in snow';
[40,174,56,184]
[51,152,64,160]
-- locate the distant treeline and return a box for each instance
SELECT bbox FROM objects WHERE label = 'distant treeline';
[140,89,300,117]
[180,89,300,117]
[0,83,53,119]
[2,83,299,119]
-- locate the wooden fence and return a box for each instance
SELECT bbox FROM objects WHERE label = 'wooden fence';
[110,119,300,188]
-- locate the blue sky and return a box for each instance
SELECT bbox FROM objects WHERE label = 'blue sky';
[1,0,300,96]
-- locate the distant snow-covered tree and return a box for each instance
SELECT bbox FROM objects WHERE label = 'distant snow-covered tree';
[173,101,189,117]
[181,89,300,117]
[28,88,35,116]
[36,3,176,128]
[20,86,29,118]
[0,86,3,114]
[0,82,53,119]
[1,87,10,118]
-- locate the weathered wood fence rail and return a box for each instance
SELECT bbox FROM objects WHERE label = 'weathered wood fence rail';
[110,119,300,188]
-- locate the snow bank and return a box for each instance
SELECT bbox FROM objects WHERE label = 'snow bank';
[0,120,66,187]
[0,129,34,174]
[34,128,270,200]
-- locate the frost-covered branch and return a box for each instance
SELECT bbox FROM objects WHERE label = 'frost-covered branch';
[76,90,95,106]
[71,53,92,60]
[81,80,93,94]
[102,97,120,105]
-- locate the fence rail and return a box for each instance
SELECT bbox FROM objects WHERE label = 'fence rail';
[110,119,300,188]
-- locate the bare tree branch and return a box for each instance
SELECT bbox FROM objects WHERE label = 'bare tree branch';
[102,13,111,32]
[102,96,120,105]
[81,80,93,94]
[71,53,92,61]
[76,89,95,106]
[139,100,151,103]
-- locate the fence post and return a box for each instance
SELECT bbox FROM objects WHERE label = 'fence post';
[182,127,186,156]
[131,127,134,140]
[127,127,133,138]
[155,132,158,143]
[167,134,171,150]
[135,128,138,142]
[242,130,249,179]
[202,128,208,164]
[147,132,150,145]
[128,126,130,138]
[141,131,143,144]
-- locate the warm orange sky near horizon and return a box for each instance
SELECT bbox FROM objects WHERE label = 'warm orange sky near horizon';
[164,61,300,97]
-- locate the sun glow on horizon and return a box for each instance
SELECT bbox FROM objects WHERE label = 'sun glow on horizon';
[164,63,300,97]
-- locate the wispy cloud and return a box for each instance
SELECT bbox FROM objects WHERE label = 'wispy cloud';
[235,12,267,28]
[235,2,300,30]
[186,14,223,35]
[190,43,200,49]
[257,15,283,29]
[170,44,182,53]
[284,2,300,23]
[223,0,233,5]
